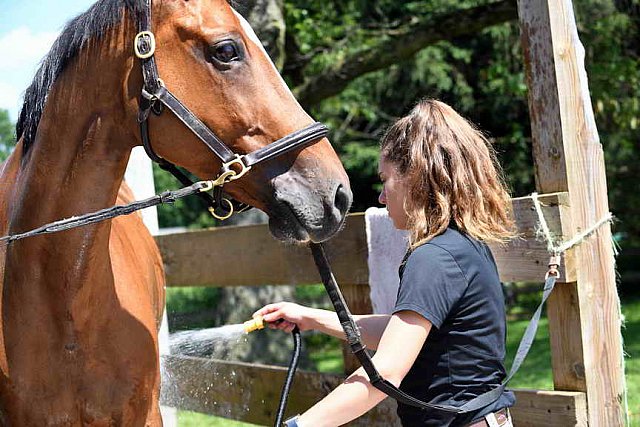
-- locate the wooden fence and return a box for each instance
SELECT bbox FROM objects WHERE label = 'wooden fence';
[155,193,587,426]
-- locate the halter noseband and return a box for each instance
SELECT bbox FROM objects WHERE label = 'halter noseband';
[134,0,329,220]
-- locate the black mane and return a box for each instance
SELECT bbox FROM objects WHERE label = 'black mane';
[16,0,143,153]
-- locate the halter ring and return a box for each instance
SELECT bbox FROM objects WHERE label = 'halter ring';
[208,199,234,220]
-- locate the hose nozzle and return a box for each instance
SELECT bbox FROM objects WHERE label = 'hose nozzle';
[243,314,264,334]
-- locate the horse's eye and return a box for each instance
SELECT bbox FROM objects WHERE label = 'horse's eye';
[212,41,239,63]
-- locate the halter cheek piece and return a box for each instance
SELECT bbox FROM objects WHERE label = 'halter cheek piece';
[134,0,328,220]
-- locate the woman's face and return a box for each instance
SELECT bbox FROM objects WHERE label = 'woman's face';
[378,156,409,230]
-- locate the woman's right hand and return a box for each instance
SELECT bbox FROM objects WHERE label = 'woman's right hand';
[253,302,319,333]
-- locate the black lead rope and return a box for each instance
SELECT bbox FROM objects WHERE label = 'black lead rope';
[308,242,558,415]
[275,327,302,427]
[0,181,210,245]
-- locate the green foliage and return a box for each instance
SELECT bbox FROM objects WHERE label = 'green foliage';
[574,0,640,247]
[0,109,16,162]
[166,287,221,314]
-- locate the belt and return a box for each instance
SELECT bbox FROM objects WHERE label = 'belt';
[465,408,510,427]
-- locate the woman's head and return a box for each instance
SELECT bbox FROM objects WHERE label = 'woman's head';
[379,99,515,248]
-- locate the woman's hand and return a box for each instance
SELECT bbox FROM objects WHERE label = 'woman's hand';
[253,302,319,333]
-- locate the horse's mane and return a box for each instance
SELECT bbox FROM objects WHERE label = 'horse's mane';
[16,0,144,154]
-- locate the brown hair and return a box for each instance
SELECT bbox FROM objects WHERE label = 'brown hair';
[380,99,516,248]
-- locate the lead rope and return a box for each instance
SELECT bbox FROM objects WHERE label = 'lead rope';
[0,181,217,245]
[275,327,301,427]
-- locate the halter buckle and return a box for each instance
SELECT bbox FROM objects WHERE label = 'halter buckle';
[222,154,251,182]
[134,31,156,59]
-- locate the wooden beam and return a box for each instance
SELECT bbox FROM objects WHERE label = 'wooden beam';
[161,356,401,426]
[517,0,625,425]
[161,356,587,426]
[155,214,369,288]
[156,194,573,288]
[510,389,588,427]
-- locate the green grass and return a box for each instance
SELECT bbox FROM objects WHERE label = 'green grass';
[177,411,260,426]
[504,297,640,425]
[504,315,553,389]
[622,297,640,426]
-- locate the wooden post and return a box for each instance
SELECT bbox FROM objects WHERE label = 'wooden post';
[517,0,625,425]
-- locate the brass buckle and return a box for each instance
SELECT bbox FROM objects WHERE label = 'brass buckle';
[134,31,156,59]
[208,199,234,221]
[222,154,251,182]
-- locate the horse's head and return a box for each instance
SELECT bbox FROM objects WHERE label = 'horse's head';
[128,0,351,243]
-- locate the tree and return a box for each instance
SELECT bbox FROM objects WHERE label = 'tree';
[0,109,16,162]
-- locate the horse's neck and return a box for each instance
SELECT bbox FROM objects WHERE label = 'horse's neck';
[6,106,133,299]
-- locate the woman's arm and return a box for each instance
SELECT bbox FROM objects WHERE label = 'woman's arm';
[254,303,391,349]
[297,310,431,427]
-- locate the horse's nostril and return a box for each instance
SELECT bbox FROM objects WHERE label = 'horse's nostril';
[334,184,352,217]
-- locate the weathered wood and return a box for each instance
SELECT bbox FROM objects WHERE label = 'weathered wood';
[510,389,588,427]
[156,214,369,288]
[517,1,566,193]
[518,0,625,425]
[156,194,573,287]
[546,282,585,390]
[161,356,587,426]
[491,192,574,282]
[161,356,401,426]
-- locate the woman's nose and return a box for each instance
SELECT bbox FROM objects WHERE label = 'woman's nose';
[378,189,386,205]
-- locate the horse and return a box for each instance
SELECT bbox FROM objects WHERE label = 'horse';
[0,0,352,424]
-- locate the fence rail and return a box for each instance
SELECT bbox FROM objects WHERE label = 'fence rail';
[156,192,573,289]
[161,356,587,427]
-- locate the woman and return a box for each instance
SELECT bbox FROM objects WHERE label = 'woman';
[255,99,516,427]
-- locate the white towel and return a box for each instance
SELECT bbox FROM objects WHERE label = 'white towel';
[365,207,409,314]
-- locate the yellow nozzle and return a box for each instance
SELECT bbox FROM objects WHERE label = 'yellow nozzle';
[243,314,264,334]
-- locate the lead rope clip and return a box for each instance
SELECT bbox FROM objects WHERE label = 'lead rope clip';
[545,254,561,280]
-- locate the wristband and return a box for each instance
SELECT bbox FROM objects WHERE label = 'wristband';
[283,414,301,427]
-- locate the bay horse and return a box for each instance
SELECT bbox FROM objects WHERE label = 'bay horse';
[0,0,352,425]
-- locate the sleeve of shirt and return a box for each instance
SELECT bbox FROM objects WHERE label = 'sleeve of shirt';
[393,244,469,329]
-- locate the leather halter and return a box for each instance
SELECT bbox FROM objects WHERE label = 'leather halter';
[134,0,329,220]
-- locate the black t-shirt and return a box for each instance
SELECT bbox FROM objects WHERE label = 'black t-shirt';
[393,226,516,427]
